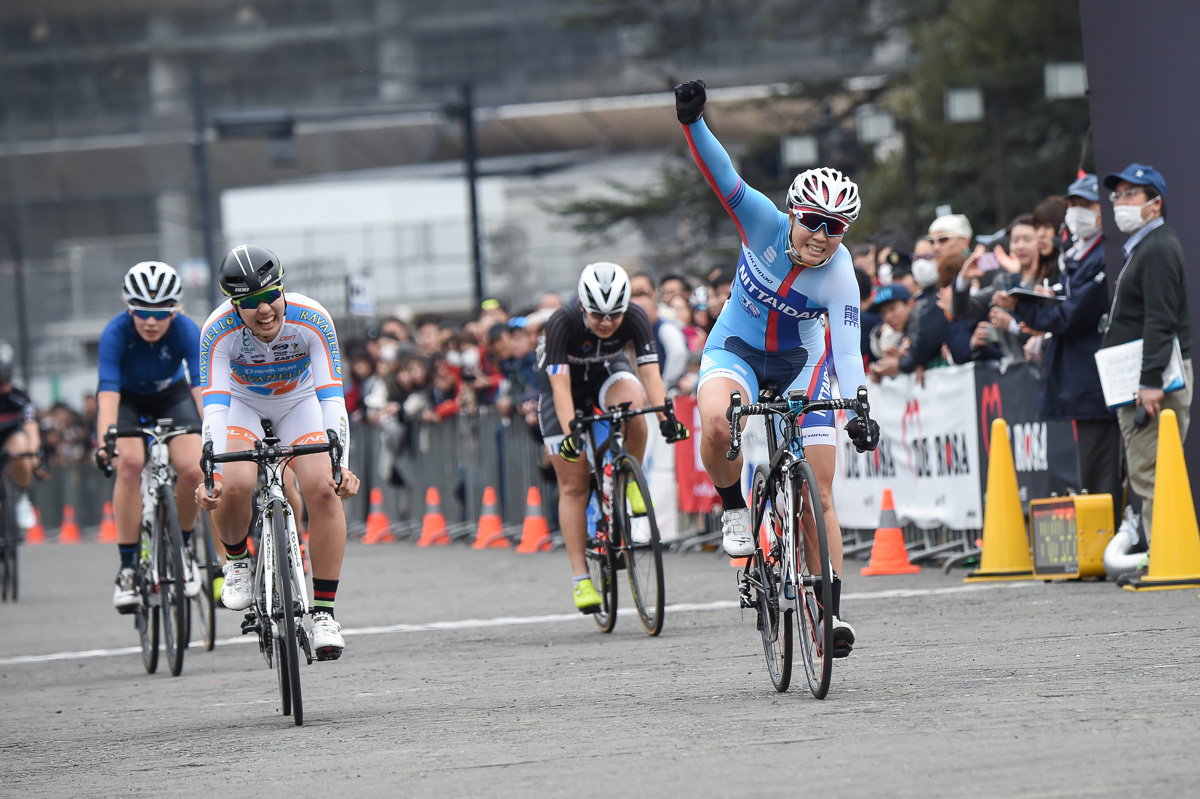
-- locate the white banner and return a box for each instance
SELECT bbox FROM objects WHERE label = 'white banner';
[831,364,983,530]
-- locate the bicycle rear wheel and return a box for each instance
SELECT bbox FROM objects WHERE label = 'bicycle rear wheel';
[793,460,833,699]
[136,542,160,674]
[271,500,303,725]
[157,489,187,677]
[1,490,17,602]
[191,513,218,651]
[613,454,664,636]
[585,534,618,633]
[750,465,791,692]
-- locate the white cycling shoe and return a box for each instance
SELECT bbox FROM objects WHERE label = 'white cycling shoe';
[113,566,137,614]
[831,616,855,658]
[311,611,344,661]
[182,551,200,599]
[721,507,755,557]
[220,559,253,611]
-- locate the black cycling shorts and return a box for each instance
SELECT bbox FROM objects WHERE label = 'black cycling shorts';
[118,379,202,430]
[536,354,641,442]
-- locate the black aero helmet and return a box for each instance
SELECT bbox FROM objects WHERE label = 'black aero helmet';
[218,244,284,298]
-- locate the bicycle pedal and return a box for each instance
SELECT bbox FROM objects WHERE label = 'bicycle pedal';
[577,604,600,616]
[240,613,258,635]
[117,605,138,616]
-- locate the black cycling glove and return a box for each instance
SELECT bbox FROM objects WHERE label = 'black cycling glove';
[558,435,582,463]
[674,79,707,125]
[845,417,880,453]
[660,417,690,444]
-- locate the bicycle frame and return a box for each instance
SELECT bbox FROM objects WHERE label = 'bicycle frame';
[249,455,309,664]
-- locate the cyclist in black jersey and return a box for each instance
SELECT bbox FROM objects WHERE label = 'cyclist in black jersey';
[0,342,42,534]
[537,262,689,612]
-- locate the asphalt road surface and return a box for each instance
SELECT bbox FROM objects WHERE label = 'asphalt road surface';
[3,540,1199,798]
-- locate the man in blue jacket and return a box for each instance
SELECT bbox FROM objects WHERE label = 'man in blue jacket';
[992,174,1122,534]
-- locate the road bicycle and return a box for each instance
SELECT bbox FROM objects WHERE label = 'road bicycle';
[573,399,677,637]
[188,510,220,651]
[103,420,201,677]
[0,451,41,603]
[201,421,342,727]
[727,384,873,698]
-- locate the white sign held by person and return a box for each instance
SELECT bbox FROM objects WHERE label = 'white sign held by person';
[833,364,983,530]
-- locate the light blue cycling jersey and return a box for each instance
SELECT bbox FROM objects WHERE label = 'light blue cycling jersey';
[684,118,865,431]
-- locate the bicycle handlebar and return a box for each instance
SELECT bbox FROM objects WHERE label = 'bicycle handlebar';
[200,429,343,497]
[569,398,677,449]
[725,386,872,461]
[100,422,204,478]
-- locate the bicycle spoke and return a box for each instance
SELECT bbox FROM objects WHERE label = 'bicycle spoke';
[616,455,664,637]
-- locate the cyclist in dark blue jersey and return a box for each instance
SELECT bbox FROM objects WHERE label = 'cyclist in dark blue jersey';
[95,262,205,612]
[676,79,879,656]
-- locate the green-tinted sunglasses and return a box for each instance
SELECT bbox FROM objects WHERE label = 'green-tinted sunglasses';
[232,286,284,309]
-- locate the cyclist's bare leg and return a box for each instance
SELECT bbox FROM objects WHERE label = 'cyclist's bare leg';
[112,435,147,546]
[167,434,203,531]
[210,437,258,549]
[697,376,747,490]
[4,430,34,492]
[284,464,304,531]
[604,379,649,459]
[291,451,344,582]
[549,451,591,577]
[800,444,843,574]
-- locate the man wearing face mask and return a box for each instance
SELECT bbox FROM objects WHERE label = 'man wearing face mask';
[992,174,1122,535]
[1099,163,1192,544]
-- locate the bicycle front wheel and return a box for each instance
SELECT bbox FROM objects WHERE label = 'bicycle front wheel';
[271,500,303,726]
[793,460,833,699]
[751,465,791,692]
[191,513,218,651]
[157,488,188,677]
[136,544,160,674]
[585,532,618,633]
[613,453,664,636]
[1,491,17,602]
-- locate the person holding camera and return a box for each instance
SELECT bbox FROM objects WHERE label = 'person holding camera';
[991,174,1122,534]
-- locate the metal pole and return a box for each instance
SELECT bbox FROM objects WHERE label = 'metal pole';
[460,83,484,311]
[190,68,219,309]
[990,95,1009,228]
[901,120,919,239]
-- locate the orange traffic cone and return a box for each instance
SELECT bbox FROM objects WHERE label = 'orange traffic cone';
[861,488,920,575]
[472,486,510,549]
[97,501,118,543]
[362,487,395,544]
[25,506,45,545]
[417,486,450,547]
[58,504,82,544]
[516,486,552,553]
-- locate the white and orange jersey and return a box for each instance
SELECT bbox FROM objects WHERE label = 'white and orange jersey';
[199,292,348,467]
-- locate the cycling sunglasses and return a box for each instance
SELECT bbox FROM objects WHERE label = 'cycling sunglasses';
[791,208,850,237]
[232,286,284,309]
[128,306,177,321]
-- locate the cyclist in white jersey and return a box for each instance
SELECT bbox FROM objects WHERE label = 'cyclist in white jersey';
[196,244,360,660]
[676,79,879,657]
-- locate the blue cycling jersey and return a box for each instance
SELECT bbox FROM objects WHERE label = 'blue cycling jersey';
[97,311,202,395]
[684,118,865,400]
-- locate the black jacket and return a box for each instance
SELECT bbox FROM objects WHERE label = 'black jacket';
[898,289,949,373]
[1101,222,1191,387]
[1016,235,1114,421]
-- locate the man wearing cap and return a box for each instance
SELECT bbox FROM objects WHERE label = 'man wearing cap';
[1100,163,1192,541]
[870,275,951,380]
[993,173,1122,534]
[927,214,973,261]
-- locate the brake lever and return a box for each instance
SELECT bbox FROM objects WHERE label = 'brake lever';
[327,429,343,489]
[201,440,215,496]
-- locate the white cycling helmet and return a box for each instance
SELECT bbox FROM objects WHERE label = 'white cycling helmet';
[787,167,861,222]
[122,261,183,306]
[577,262,631,317]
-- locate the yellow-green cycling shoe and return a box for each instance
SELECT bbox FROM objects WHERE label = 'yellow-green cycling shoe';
[626,481,649,516]
[573,578,602,614]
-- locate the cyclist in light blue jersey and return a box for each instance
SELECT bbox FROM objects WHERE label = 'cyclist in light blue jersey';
[676,79,879,657]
